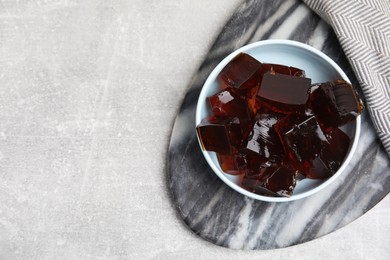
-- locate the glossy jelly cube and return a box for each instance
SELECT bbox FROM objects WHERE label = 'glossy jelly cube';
[243,114,285,162]
[309,79,364,127]
[196,116,241,154]
[239,63,305,116]
[275,114,328,163]
[257,72,311,113]
[304,128,350,179]
[324,127,350,170]
[217,151,248,175]
[238,62,304,93]
[234,149,272,177]
[254,106,285,127]
[208,87,251,122]
[217,153,240,175]
[314,127,350,175]
[240,63,305,94]
[242,165,297,197]
[305,157,333,179]
[217,148,271,176]
[218,52,263,89]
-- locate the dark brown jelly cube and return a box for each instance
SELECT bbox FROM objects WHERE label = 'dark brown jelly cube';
[196,117,241,154]
[320,128,350,173]
[262,63,305,77]
[217,149,269,176]
[240,63,305,95]
[275,114,328,163]
[254,106,285,127]
[244,160,274,179]
[257,72,311,113]
[218,53,263,89]
[305,128,350,179]
[208,87,251,122]
[241,163,279,192]
[239,63,305,116]
[242,165,297,197]
[243,115,285,163]
[234,149,272,177]
[217,151,253,175]
[305,157,333,179]
[309,80,364,127]
[324,127,350,170]
[217,153,240,175]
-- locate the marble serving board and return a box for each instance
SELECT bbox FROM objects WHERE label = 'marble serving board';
[167,0,390,250]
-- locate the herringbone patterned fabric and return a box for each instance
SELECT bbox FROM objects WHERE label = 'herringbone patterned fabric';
[303,0,390,157]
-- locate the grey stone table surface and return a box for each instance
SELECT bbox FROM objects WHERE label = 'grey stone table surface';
[0,0,389,259]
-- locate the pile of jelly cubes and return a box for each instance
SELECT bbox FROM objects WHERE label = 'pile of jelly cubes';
[196,53,364,197]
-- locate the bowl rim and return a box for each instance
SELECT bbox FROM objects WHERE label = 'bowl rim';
[195,39,361,202]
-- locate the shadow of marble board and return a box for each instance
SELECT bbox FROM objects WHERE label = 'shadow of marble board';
[167,0,390,249]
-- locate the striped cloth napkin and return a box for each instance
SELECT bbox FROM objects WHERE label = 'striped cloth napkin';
[303,0,390,157]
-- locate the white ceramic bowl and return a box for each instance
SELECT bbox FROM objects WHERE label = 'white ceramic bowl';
[195,40,361,202]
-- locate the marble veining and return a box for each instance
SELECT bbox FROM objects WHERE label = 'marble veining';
[167,0,390,250]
